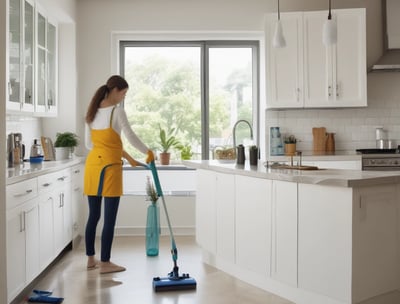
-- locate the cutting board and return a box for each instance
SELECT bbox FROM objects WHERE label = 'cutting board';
[41,136,55,161]
[312,127,327,153]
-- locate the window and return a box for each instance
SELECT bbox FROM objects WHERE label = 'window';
[120,41,259,161]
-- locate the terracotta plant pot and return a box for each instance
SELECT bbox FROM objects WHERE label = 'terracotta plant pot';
[285,143,296,156]
[159,152,171,165]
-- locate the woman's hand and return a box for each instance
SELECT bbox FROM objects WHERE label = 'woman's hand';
[146,150,155,164]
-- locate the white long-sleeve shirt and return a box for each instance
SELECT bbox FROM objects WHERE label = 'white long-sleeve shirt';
[85,106,149,154]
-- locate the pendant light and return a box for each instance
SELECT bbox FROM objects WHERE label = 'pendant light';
[322,0,337,46]
[272,0,286,48]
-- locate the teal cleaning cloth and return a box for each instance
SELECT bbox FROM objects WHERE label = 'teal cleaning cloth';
[28,290,64,303]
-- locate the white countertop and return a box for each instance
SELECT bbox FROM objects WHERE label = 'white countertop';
[183,160,400,187]
[6,156,84,185]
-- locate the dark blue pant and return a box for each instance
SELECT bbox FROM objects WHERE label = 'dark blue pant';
[85,196,120,262]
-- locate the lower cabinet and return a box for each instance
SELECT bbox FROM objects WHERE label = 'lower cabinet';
[271,180,298,286]
[6,198,40,303]
[235,175,272,275]
[71,164,84,240]
[195,169,217,254]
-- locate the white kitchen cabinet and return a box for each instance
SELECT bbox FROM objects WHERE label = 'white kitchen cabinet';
[6,179,39,303]
[37,168,72,268]
[8,0,35,113]
[52,169,72,254]
[7,0,58,115]
[215,173,235,264]
[235,175,272,276]
[195,169,217,254]
[35,4,57,116]
[71,164,84,241]
[266,8,366,109]
[298,183,352,302]
[271,180,297,286]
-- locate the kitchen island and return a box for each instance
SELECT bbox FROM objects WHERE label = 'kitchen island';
[183,160,400,304]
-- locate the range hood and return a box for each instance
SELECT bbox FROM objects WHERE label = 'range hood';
[371,0,400,72]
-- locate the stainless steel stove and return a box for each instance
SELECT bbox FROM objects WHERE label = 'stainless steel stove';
[356,149,400,171]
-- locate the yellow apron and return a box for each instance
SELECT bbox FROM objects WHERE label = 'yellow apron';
[84,107,123,197]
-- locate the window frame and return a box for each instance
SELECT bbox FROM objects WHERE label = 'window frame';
[116,34,261,160]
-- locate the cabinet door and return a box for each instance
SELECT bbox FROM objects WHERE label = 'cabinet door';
[195,169,217,254]
[215,173,235,263]
[35,7,47,113]
[8,0,22,110]
[22,0,35,112]
[303,11,330,107]
[71,165,84,239]
[6,204,26,302]
[39,193,55,269]
[304,9,366,108]
[24,199,40,283]
[266,12,304,108]
[333,8,366,107]
[235,175,272,276]
[271,180,297,286]
[298,183,352,302]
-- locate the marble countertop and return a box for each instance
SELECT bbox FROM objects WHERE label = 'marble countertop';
[183,160,400,188]
[6,156,84,185]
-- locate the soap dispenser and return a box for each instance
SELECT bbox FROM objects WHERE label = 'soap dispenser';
[236,144,245,165]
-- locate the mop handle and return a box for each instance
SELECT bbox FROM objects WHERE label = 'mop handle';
[137,161,178,260]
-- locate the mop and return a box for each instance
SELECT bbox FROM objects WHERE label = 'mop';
[141,160,197,292]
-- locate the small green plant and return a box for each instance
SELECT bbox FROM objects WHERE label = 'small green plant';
[159,125,181,153]
[146,176,158,203]
[180,145,193,160]
[284,135,297,144]
[54,132,79,148]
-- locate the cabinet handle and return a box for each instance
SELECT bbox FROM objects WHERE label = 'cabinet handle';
[74,169,80,174]
[295,88,301,102]
[57,176,68,181]
[14,189,33,197]
[19,213,24,232]
[42,182,51,187]
[336,84,339,97]
[74,187,80,192]
[328,85,332,97]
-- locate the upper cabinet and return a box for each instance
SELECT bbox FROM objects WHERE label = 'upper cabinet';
[7,0,58,116]
[266,8,367,109]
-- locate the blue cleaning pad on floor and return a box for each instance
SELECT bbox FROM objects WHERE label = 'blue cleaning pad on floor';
[28,290,64,303]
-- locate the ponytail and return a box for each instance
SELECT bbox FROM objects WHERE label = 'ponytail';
[85,75,129,124]
[85,85,108,123]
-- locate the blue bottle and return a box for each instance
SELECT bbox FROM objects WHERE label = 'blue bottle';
[146,202,160,256]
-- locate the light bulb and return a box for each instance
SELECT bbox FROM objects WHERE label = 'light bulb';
[273,20,286,48]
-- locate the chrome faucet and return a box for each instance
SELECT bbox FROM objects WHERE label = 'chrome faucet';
[233,119,253,148]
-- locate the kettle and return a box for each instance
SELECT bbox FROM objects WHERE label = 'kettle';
[30,139,43,157]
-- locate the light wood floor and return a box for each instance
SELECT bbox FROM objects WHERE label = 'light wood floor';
[16,235,294,304]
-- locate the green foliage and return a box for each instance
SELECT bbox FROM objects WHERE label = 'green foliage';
[179,145,193,160]
[54,132,79,148]
[284,135,297,144]
[146,176,158,203]
[159,125,181,153]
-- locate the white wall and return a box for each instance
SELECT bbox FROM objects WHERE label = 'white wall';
[75,0,385,159]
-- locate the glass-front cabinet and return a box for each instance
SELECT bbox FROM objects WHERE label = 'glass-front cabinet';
[7,0,57,116]
[8,0,22,110]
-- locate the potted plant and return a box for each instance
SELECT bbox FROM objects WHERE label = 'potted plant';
[158,125,181,165]
[180,144,193,160]
[54,132,79,160]
[284,135,297,156]
[145,176,159,256]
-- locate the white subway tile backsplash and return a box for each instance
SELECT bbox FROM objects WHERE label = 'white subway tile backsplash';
[265,74,400,154]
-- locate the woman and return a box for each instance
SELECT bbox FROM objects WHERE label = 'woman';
[84,75,154,274]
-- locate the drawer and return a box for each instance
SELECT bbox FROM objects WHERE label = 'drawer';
[38,168,71,194]
[7,178,38,209]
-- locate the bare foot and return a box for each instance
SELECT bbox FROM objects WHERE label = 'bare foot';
[100,261,126,274]
[87,256,99,270]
